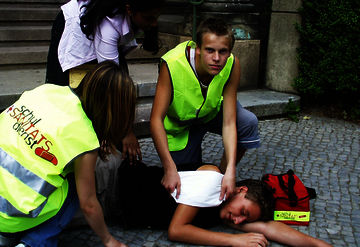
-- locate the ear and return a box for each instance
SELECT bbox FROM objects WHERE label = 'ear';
[125,4,132,16]
[195,46,201,56]
[237,186,248,194]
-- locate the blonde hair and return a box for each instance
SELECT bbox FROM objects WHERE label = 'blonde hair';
[74,61,137,160]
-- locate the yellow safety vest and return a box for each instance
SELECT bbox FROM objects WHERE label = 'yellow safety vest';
[162,41,234,151]
[0,84,99,232]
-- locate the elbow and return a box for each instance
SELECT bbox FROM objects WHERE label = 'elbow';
[79,200,96,218]
[168,224,181,241]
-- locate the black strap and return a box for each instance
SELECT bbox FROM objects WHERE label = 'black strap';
[277,170,298,207]
[306,187,317,199]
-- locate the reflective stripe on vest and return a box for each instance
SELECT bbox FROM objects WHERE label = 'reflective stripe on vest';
[0,84,99,232]
[0,148,55,217]
[274,211,310,222]
[162,41,234,151]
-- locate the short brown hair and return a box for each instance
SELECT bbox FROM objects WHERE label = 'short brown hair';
[196,18,235,51]
[236,179,275,221]
[74,61,137,160]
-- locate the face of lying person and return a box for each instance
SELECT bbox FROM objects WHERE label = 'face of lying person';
[219,186,261,225]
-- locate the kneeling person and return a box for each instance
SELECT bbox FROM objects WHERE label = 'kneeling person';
[0,61,135,247]
[150,18,261,201]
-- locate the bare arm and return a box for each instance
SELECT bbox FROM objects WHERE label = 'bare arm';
[230,221,333,247]
[168,165,268,247]
[220,56,241,200]
[168,204,268,247]
[150,62,181,197]
[74,151,127,247]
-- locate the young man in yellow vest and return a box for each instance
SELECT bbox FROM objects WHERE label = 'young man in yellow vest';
[150,18,260,201]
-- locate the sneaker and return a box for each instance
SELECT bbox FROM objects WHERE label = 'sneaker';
[15,243,26,247]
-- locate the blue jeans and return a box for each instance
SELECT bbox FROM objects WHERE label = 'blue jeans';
[171,101,260,170]
[20,175,79,247]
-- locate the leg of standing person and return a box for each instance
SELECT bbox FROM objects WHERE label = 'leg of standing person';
[45,11,69,86]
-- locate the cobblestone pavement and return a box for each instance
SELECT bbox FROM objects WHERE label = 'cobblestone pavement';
[59,114,360,247]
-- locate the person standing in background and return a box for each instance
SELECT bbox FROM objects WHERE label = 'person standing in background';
[46,0,165,163]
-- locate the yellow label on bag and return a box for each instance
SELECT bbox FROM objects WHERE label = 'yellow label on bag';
[274,211,310,222]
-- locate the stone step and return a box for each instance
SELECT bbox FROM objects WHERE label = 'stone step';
[0,44,167,66]
[134,88,301,137]
[0,26,51,41]
[0,0,65,10]
[0,31,187,65]
[0,63,159,111]
[0,37,262,95]
[0,7,59,22]
[0,45,49,65]
[0,63,300,137]
[0,0,65,3]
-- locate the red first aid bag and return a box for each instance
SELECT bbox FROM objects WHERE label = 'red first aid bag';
[262,170,316,226]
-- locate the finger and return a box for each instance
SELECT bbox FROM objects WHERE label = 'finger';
[128,151,134,165]
[137,148,142,161]
[259,240,267,247]
[128,148,136,165]
[121,144,128,160]
[168,185,175,194]
[162,179,174,193]
[255,235,268,247]
[176,182,181,199]
[225,191,232,199]
[262,236,268,247]
[219,187,226,201]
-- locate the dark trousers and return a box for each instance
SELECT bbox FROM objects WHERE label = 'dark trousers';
[45,11,69,86]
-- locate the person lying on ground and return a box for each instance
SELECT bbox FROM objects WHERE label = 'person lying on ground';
[113,160,332,247]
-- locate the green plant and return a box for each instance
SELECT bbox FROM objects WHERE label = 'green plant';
[284,98,301,122]
[294,0,360,120]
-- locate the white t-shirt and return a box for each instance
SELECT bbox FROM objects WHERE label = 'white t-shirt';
[58,0,137,72]
[171,170,225,207]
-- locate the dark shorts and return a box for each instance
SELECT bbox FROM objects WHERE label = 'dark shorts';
[170,101,260,169]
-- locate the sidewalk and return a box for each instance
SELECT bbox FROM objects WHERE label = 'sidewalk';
[59,113,360,247]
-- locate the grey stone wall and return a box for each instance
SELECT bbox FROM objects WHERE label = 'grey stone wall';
[232,40,260,89]
[265,0,302,93]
